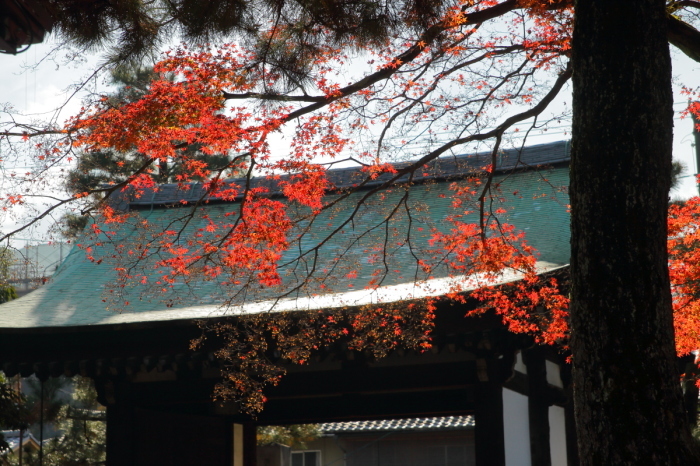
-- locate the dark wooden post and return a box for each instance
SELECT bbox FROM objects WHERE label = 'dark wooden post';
[525,348,551,466]
[564,384,579,466]
[682,357,699,426]
[474,381,506,466]
[244,422,257,466]
[106,399,136,465]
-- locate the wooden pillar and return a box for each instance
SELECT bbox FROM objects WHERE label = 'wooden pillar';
[682,358,699,426]
[106,399,136,466]
[474,381,506,466]
[244,422,257,466]
[233,423,244,466]
[233,422,257,466]
[564,385,579,466]
[525,348,551,466]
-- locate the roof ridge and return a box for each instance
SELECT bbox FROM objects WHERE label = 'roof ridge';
[126,140,571,208]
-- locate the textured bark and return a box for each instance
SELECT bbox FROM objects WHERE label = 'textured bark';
[570,0,700,464]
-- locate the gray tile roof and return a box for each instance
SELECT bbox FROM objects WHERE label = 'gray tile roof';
[127,140,570,207]
[319,415,475,433]
[1,430,41,451]
[0,141,571,329]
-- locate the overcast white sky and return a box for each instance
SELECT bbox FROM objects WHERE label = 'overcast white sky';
[0,37,699,245]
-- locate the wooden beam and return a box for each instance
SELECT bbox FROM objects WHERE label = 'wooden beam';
[259,388,475,424]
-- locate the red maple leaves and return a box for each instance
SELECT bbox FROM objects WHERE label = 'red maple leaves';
[669,196,700,357]
[52,1,700,411]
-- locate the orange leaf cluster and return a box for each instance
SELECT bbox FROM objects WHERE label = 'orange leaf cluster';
[669,196,700,356]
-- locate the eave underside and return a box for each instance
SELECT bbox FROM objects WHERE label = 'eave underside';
[0,301,570,424]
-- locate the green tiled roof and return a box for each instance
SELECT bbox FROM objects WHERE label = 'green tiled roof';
[0,142,571,329]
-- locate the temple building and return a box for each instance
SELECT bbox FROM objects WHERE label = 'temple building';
[0,141,574,465]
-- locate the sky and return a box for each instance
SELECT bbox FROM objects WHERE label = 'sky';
[0,36,699,245]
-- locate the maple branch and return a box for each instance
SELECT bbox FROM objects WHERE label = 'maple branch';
[479,135,503,243]
[0,197,76,244]
[277,188,414,297]
[222,92,326,103]
[0,129,65,138]
[78,156,162,215]
[668,15,700,62]
[385,63,572,179]
[0,140,163,244]
[284,64,571,276]
[375,44,525,159]
[278,0,519,123]
[318,63,570,224]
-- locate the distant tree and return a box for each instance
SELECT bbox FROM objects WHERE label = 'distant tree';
[0,248,17,304]
[61,67,245,239]
[37,377,105,466]
[22,377,70,435]
[0,254,22,453]
[6,376,105,466]
[672,160,687,192]
[257,424,321,449]
[0,374,28,454]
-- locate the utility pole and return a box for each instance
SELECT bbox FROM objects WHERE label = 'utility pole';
[692,102,700,196]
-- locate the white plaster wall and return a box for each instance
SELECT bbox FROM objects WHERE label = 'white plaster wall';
[305,436,345,466]
[549,406,568,466]
[545,360,563,388]
[514,351,527,374]
[502,388,531,466]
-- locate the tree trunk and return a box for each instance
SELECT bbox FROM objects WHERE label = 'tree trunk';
[570,0,700,463]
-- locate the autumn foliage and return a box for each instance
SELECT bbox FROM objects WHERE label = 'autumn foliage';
[4,0,700,412]
[64,6,574,407]
[669,195,700,357]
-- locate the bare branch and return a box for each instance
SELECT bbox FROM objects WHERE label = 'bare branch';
[222,92,326,103]
[279,0,520,123]
[668,15,700,62]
